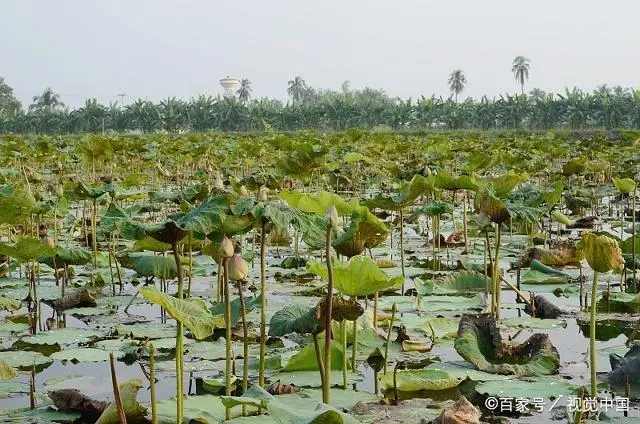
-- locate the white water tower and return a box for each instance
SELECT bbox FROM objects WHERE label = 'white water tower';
[219,76,241,98]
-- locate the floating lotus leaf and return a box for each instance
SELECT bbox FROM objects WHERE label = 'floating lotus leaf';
[417,317,459,341]
[19,328,102,346]
[117,252,178,279]
[0,237,55,263]
[0,359,17,380]
[50,348,123,363]
[475,377,577,399]
[0,351,53,369]
[283,340,346,372]
[307,255,403,297]
[417,271,490,295]
[0,296,21,312]
[454,313,560,376]
[521,269,568,284]
[379,369,459,392]
[268,304,318,336]
[140,286,224,339]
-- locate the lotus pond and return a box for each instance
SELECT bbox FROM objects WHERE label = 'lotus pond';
[0,131,639,424]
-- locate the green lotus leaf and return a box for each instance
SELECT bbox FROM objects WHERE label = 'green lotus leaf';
[72,182,111,200]
[132,236,171,252]
[454,313,560,376]
[0,184,35,225]
[432,172,479,192]
[40,246,93,269]
[579,232,625,273]
[6,407,81,423]
[475,377,577,399]
[117,252,182,278]
[139,286,224,339]
[0,237,55,263]
[307,255,403,297]
[177,194,254,238]
[475,171,528,198]
[268,304,318,336]
[116,323,177,339]
[343,152,371,164]
[0,351,53,369]
[501,317,567,329]
[379,369,459,392]
[410,200,454,218]
[364,174,438,211]
[210,294,263,328]
[0,296,21,312]
[333,207,388,257]
[283,340,346,371]
[562,157,587,176]
[19,327,103,346]
[0,360,17,380]
[50,347,124,363]
[521,269,568,284]
[550,210,575,226]
[613,178,636,194]
[95,378,147,424]
[417,317,459,341]
[477,187,509,224]
[280,190,359,216]
[416,271,490,295]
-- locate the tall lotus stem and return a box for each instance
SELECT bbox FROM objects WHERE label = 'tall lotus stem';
[322,206,337,404]
[149,344,158,424]
[236,279,249,416]
[342,319,348,389]
[373,292,379,330]
[92,198,97,269]
[633,185,637,290]
[171,242,184,423]
[313,333,326,392]
[493,224,502,320]
[590,271,599,398]
[399,208,405,291]
[463,191,468,252]
[383,302,397,375]
[109,352,127,424]
[351,302,358,371]
[259,217,267,387]
[223,259,232,420]
[187,232,193,298]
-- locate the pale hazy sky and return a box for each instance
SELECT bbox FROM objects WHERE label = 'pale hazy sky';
[2,0,639,108]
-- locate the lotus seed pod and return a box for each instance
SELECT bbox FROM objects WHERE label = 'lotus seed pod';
[580,232,624,273]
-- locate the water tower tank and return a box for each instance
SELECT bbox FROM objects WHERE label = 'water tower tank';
[220,77,241,97]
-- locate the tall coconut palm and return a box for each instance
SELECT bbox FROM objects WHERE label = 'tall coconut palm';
[30,87,64,111]
[237,79,252,104]
[512,56,531,95]
[448,69,466,102]
[287,76,307,104]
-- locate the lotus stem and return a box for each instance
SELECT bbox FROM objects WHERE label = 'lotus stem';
[149,344,158,424]
[92,198,97,269]
[493,223,502,320]
[342,319,348,389]
[373,292,378,330]
[313,333,326,392]
[29,365,35,409]
[633,185,637,290]
[109,352,127,424]
[259,217,267,387]
[399,208,405,293]
[223,258,232,420]
[322,221,334,404]
[462,191,468,252]
[383,302,397,375]
[236,279,249,416]
[171,242,184,424]
[187,232,193,298]
[351,305,358,371]
[590,270,599,398]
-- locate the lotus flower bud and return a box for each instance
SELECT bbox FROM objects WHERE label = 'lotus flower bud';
[325,205,339,228]
[43,236,55,248]
[579,232,624,273]
[258,186,269,202]
[220,236,234,258]
[239,185,249,196]
[228,252,249,281]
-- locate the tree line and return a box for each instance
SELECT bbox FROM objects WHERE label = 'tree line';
[1,57,640,134]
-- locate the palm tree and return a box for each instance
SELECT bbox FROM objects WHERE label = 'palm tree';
[448,70,466,102]
[237,79,252,104]
[512,56,531,95]
[287,76,307,104]
[30,87,64,111]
